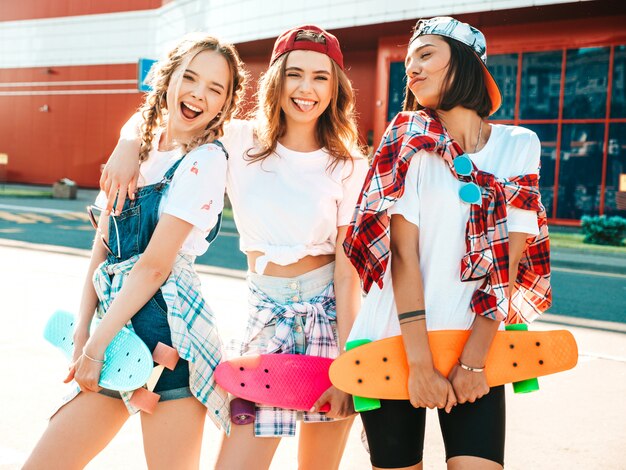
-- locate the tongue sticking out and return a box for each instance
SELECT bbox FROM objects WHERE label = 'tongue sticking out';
[293,99,315,112]
[180,102,201,120]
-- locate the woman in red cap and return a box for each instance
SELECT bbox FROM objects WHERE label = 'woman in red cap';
[344,17,551,469]
[100,25,367,469]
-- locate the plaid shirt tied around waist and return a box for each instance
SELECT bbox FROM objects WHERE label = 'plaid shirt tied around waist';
[344,110,551,324]
[240,281,338,437]
[87,253,230,431]
[243,281,338,357]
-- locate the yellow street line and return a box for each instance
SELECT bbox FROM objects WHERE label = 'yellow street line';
[0,211,36,224]
[21,213,53,223]
[41,212,90,221]
[57,225,92,231]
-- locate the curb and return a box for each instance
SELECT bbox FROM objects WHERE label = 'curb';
[551,259,626,276]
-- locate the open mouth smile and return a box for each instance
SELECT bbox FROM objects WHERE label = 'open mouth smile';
[180,101,204,120]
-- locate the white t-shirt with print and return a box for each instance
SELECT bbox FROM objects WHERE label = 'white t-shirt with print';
[220,119,369,274]
[96,132,227,256]
[348,124,541,341]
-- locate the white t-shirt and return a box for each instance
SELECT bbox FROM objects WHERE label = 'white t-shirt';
[220,119,369,274]
[348,124,541,341]
[96,131,227,256]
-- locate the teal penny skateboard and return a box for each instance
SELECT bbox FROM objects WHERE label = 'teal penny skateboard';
[44,310,179,413]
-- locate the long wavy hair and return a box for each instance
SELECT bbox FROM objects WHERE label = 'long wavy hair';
[247,37,362,170]
[137,33,247,162]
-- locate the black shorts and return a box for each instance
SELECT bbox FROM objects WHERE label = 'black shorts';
[360,386,505,468]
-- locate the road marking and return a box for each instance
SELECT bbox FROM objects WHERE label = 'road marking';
[0,203,79,214]
[218,231,238,237]
[0,211,36,223]
[552,266,626,278]
[55,212,89,221]
[58,225,92,231]
[0,228,22,233]
[21,213,53,223]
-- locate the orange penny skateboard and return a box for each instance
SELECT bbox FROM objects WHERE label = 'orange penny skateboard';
[330,329,577,402]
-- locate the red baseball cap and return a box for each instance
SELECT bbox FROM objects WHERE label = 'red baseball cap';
[270,25,344,70]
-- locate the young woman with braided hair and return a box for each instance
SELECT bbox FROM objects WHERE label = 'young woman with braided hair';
[98,25,368,469]
[24,33,247,469]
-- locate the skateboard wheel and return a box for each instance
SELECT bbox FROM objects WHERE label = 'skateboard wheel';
[153,342,179,370]
[513,377,540,394]
[230,398,255,425]
[345,339,381,412]
[129,387,161,414]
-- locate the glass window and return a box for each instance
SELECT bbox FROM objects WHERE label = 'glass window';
[556,124,605,219]
[605,124,626,217]
[520,51,562,120]
[488,53,518,120]
[611,45,626,118]
[524,124,558,218]
[563,47,610,119]
[387,61,406,122]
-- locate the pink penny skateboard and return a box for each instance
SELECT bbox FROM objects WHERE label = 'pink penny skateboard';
[215,354,332,424]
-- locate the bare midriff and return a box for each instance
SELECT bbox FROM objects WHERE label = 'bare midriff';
[247,252,335,277]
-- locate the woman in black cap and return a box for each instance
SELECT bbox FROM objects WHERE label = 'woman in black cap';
[345,16,551,470]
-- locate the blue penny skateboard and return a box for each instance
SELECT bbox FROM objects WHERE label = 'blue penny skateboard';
[44,310,179,412]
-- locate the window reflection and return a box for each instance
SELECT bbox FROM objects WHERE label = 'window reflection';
[563,47,609,119]
[557,124,605,219]
[524,125,558,218]
[488,54,517,120]
[611,45,626,118]
[605,124,626,217]
[520,51,562,120]
[387,62,406,122]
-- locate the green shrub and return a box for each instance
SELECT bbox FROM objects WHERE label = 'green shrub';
[580,215,626,246]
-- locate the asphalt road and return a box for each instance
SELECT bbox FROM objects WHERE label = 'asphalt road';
[0,203,624,323]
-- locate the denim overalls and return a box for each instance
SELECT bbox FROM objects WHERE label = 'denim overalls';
[104,143,224,397]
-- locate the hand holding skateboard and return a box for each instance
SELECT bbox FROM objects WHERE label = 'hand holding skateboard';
[215,354,333,424]
[44,310,179,413]
[330,327,578,410]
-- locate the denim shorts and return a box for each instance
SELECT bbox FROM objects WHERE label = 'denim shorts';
[245,262,338,355]
[99,289,193,402]
[242,262,340,436]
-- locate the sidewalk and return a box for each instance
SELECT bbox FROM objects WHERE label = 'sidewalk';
[1,245,624,469]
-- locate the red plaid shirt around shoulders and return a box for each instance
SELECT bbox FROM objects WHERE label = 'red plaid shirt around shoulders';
[343,110,551,324]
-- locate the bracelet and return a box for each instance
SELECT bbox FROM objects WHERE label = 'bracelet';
[83,351,105,364]
[457,359,484,373]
